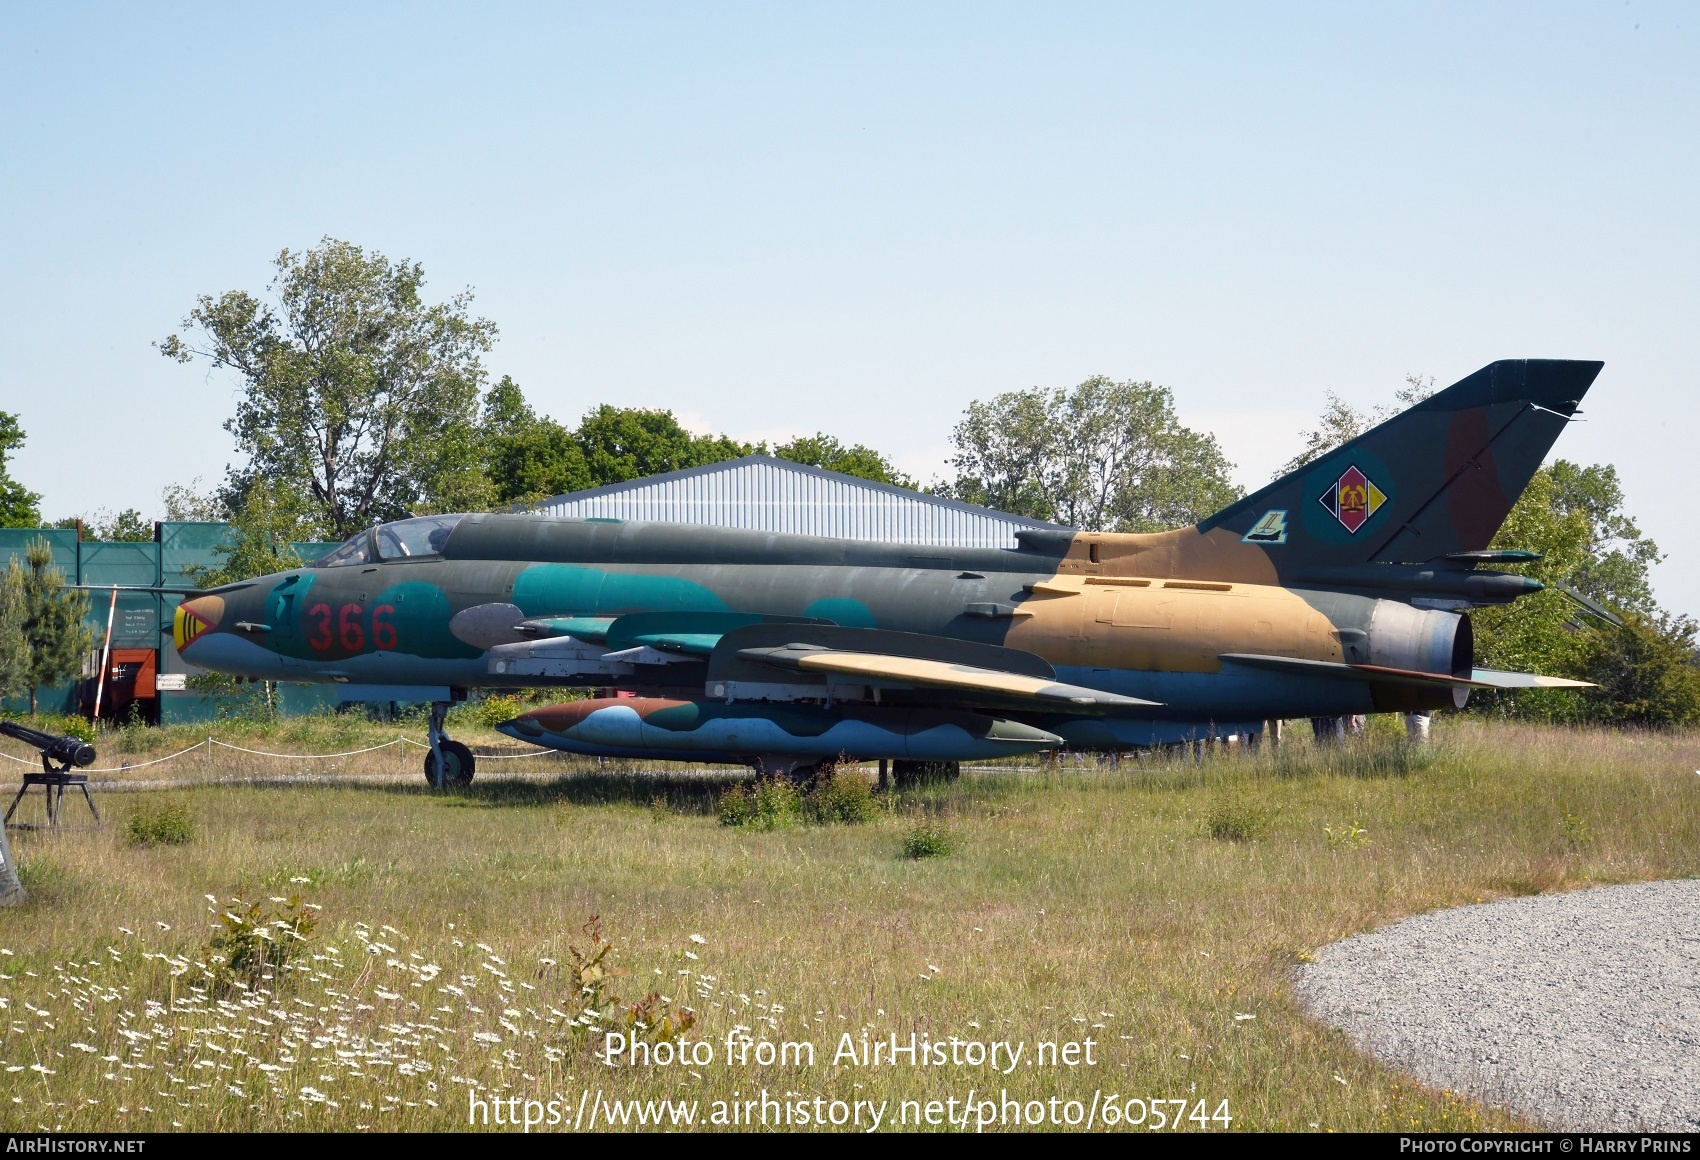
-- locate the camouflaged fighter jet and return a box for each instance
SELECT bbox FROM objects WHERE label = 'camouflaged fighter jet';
[172,358,1600,786]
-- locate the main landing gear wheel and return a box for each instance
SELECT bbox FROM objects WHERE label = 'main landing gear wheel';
[423,699,475,788]
[423,740,475,788]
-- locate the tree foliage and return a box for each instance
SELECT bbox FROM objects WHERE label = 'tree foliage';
[1466,468,1594,720]
[1574,611,1700,727]
[57,509,154,542]
[1454,461,1673,723]
[0,411,43,529]
[476,380,756,506]
[946,376,1240,530]
[478,376,591,505]
[575,405,752,487]
[12,539,92,715]
[1545,461,1661,614]
[773,434,915,488]
[186,479,312,590]
[0,562,28,701]
[1276,375,1435,477]
[160,478,229,523]
[160,237,497,539]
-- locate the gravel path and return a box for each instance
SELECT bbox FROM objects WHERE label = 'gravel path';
[1296,879,1700,1131]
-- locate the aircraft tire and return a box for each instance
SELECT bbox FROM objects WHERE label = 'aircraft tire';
[423,740,476,788]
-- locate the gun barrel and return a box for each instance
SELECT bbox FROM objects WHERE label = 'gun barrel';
[0,721,97,768]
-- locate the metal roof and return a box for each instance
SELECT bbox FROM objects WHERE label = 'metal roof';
[532,455,1064,549]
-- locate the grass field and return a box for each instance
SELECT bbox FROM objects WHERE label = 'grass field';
[2,717,1697,1133]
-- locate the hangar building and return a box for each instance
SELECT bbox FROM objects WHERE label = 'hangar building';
[533,455,1055,549]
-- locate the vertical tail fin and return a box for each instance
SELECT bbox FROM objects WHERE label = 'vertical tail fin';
[1200,359,1602,568]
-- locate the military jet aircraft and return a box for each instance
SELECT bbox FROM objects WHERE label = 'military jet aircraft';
[171,358,1599,786]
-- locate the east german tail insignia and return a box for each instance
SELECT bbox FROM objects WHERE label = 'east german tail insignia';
[1319,465,1386,533]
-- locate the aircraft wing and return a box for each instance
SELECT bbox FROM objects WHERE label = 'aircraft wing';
[708,623,1161,712]
[736,643,1159,708]
[1220,653,1592,690]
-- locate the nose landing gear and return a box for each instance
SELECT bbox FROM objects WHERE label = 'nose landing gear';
[424,700,476,788]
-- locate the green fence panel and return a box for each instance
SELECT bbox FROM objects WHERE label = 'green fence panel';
[80,541,161,648]
[291,542,342,565]
[160,522,234,588]
[0,528,80,581]
[157,690,227,726]
[0,681,78,717]
[277,683,340,717]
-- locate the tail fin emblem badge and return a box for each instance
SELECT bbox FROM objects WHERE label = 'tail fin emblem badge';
[1319,465,1387,533]
[1242,510,1289,544]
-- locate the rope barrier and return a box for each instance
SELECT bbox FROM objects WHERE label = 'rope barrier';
[208,738,405,760]
[0,738,214,773]
[1,735,562,770]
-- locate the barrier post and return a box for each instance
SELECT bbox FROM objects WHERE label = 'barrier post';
[0,812,22,905]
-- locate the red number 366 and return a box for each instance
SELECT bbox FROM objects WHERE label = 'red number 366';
[302,602,398,653]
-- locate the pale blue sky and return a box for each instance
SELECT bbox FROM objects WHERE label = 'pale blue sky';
[2,3,1695,607]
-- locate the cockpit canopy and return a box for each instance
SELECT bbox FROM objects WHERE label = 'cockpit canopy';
[315,514,466,567]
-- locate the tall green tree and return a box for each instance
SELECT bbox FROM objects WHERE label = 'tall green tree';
[1573,611,1700,727]
[160,478,228,523]
[159,237,497,538]
[574,405,752,487]
[1468,461,1666,721]
[0,411,43,529]
[773,433,915,488]
[14,539,92,715]
[54,509,153,542]
[186,479,313,590]
[1276,375,1436,477]
[1545,461,1661,614]
[0,562,28,702]
[947,376,1240,530]
[479,376,591,505]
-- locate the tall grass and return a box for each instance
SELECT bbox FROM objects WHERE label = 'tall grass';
[0,717,1696,1132]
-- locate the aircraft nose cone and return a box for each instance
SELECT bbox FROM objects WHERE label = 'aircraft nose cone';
[174,595,225,652]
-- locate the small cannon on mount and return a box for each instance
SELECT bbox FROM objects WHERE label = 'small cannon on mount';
[2,720,100,830]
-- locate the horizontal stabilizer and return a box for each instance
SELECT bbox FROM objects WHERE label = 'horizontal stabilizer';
[1222,653,1592,691]
[1469,668,1594,690]
[739,644,1161,709]
[1221,653,1495,689]
[70,583,213,596]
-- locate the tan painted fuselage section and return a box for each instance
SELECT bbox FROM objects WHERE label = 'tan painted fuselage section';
[1056,525,1283,585]
[1006,573,1344,674]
